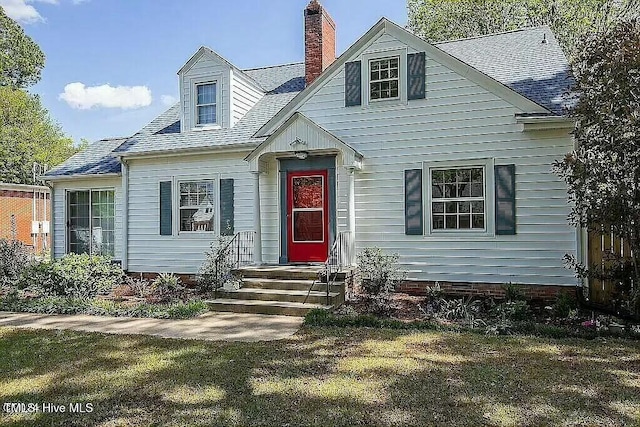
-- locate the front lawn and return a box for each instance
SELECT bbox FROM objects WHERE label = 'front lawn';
[1,327,639,426]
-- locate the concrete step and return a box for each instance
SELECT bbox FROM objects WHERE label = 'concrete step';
[234,266,322,280]
[221,288,341,305]
[206,299,330,317]
[241,277,345,293]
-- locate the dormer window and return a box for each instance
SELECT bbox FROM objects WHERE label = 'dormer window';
[369,57,399,101]
[196,82,217,125]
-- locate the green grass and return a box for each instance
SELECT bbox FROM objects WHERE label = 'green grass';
[1,327,639,426]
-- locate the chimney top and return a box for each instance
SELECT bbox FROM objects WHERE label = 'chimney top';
[304,0,336,87]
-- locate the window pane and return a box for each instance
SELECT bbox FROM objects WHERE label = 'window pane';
[179,180,215,231]
[293,177,323,208]
[432,202,444,213]
[432,184,443,198]
[197,83,216,105]
[472,201,485,213]
[433,215,445,230]
[445,184,457,198]
[445,202,457,213]
[459,202,470,213]
[471,183,483,197]
[459,215,471,229]
[198,105,216,125]
[432,171,444,184]
[473,214,485,229]
[471,168,483,183]
[293,211,323,242]
[445,215,457,229]
[458,183,470,197]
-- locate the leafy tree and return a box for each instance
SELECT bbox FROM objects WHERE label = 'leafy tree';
[407,0,639,58]
[0,87,81,184]
[0,6,45,88]
[554,20,640,315]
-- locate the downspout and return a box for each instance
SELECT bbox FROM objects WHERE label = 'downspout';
[122,159,129,271]
[45,182,55,259]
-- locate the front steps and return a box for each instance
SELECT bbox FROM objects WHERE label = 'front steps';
[206,265,346,317]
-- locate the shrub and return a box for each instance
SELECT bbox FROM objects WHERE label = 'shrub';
[502,282,526,302]
[197,236,240,294]
[20,254,124,298]
[553,292,578,318]
[438,296,482,321]
[357,247,407,315]
[0,239,32,287]
[147,273,183,303]
[492,300,531,321]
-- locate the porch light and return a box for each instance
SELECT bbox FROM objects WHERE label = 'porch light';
[294,151,309,160]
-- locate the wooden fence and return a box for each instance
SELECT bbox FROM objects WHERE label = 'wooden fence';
[588,228,634,305]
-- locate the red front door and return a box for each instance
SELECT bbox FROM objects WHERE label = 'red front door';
[287,170,329,263]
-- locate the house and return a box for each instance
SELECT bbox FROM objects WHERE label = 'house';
[44,1,580,307]
[0,183,50,254]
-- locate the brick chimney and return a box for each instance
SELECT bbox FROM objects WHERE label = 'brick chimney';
[304,0,336,87]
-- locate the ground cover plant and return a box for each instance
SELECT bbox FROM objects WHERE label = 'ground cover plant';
[0,245,206,320]
[1,326,639,426]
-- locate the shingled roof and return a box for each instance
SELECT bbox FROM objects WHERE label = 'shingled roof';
[45,137,126,178]
[437,26,573,115]
[45,24,573,178]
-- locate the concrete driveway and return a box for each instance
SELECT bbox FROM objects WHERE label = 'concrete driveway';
[0,311,303,342]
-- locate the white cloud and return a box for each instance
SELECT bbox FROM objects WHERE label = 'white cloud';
[0,0,85,24]
[59,82,153,110]
[161,95,178,106]
[0,0,45,23]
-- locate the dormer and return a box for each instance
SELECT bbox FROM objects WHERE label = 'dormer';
[178,47,265,132]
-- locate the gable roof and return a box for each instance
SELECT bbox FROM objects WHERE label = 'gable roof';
[436,26,572,115]
[48,18,573,176]
[256,19,572,137]
[44,137,127,179]
[112,62,305,157]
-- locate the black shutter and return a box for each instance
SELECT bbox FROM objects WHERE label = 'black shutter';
[405,169,423,235]
[407,52,426,100]
[220,178,234,236]
[495,164,516,235]
[345,61,362,107]
[159,181,172,236]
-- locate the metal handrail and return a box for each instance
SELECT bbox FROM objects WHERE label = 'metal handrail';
[305,231,353,305]
[212,231,255,296]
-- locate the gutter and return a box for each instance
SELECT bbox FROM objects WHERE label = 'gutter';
[115,141,260,161]
[42,173,122,182]
[515,114,576,131]
[121,160,129,271]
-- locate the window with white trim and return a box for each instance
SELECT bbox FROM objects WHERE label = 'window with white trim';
[431,167,485,230]
[196,83,217,125]
[179,180,215,232]
[369,57,399,101]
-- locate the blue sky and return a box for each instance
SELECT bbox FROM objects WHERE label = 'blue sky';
[2,0,408,143]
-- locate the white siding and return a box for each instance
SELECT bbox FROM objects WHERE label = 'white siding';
[126,152,253,274]
[291,31,577,286]
[52,177,123,261]
[231,70,263,127]
[180,53,231,130]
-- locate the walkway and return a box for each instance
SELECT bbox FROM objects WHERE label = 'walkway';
[0,311,303,342]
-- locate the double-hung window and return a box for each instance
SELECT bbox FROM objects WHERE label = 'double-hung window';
[369,57,399,101]
[179,180,215,232]
[196,83,217,125]
[67,189,115,256]
[431,167,485,231]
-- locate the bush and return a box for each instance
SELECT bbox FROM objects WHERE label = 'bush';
[491,300,532,321]
[20,254,124,298]
[147,273,183,303]
[502,282,526,302]
[197,236,240,294]
[0,239,32,287]
[553,292,578,318]
[357,247,407,315]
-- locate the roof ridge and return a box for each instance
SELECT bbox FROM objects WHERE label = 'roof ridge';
[242,61,304,72]
[96,136,129,142]
[436,25,550,44]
